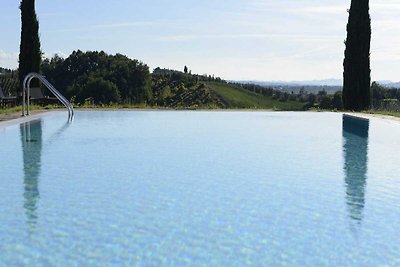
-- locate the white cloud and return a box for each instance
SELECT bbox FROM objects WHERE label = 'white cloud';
[0,50,18,69]
[49,21,158,33]
[372,3,400,11]
[157,33,342,42]
[3,0,399,81]
[291,5,346,15]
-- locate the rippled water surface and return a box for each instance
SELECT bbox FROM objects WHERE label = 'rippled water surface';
[0,111,399,266]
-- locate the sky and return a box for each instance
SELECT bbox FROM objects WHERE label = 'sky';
[0,0,399,81]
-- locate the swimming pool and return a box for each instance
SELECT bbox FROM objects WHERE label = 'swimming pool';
[0,111,399,266]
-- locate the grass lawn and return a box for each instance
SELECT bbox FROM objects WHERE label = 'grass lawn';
[206,82,305,110]
[0,105,23,115]
[0,105,58,115]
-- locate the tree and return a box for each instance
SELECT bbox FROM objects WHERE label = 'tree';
[332,91,344,110]
[19,0,41,89]
[69,75,121,105]
[184,66,188,74]
[41,51,152,104]
[371,81,389,108]
[319,96,333,109]
[343,0,371,111]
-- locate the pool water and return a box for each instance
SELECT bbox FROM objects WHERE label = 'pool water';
[0,111,399,266]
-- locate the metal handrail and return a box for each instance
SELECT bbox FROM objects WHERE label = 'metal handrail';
[22,73,74,121]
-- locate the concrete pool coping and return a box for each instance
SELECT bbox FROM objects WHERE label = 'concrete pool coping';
[1,109,400,129]
[347,112,400,123]
[0,110,57,129]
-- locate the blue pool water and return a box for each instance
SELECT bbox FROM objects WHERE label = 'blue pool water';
[0,111,399,266]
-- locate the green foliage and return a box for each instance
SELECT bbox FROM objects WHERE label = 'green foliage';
[41,51,151,104]
[371,82,400,111]
[19,0,41,89]
[153,68,225,84]
[0,70,19,96]
[0,104,52,115]
[343,0,372,111]
[68,75,120,105]
[0,105,23,115]
[332,91,344,110]
[316,94,340,110]
[151,68,226,108]
[228,84,346,111]
[371,82,388,105]
[37,52,386,112]
[207,82,305,110]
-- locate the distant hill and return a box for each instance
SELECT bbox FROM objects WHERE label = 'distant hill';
[383,82,400,88]
[235,79,342,95]
[150,68,308,110]
[274,85,341,95]
[206,82,305,110]
[236,79,342,87]
[234,79,400,93]
[233,80,342,94]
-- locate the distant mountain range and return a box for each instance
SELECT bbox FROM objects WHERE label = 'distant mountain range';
[235,79,400,87]
[233,79,400,94]
[236,79,343,87]
[384,81,400,88]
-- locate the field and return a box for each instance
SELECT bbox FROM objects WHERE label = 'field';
[206,82,306,110]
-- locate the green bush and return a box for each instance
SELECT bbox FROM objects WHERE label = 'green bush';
[69,75,120,105]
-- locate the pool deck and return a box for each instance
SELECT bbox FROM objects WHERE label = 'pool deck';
[349,112,400,123]
[1,109,400,127]
[0,110,49,122]
[0,110,56,128]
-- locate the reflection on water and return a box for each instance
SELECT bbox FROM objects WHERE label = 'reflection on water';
[46,121,70,147]
[342,115,369,223]
[20,120,43,228]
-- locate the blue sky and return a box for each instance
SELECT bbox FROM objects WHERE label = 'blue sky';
[0,0,399,81]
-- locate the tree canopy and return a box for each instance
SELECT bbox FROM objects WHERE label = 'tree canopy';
[19,0,41,89]
[42,51,152,104]
[343,0,372,111]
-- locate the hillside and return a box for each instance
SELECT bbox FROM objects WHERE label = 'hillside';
[37,53,347,110]
[206,82,306,110]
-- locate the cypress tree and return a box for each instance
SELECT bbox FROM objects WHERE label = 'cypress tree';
[343,0,371,111]
[19,0,41,89]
